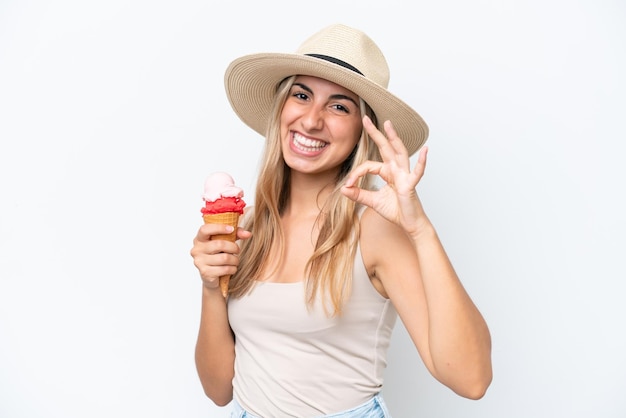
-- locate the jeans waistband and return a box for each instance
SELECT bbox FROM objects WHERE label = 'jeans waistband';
[230,394,392,417]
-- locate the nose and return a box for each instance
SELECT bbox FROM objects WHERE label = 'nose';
[301,105,324,131]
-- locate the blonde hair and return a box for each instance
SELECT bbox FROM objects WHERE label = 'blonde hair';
[229,76,379,316]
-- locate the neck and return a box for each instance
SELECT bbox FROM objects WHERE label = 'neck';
[283,170,337,218]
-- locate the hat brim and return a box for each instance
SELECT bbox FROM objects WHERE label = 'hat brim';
[224,53,428,157]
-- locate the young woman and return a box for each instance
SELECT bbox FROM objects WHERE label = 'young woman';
[190,24,492,417]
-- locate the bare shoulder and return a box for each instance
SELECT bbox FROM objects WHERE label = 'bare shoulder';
[359,207,416,296]
[359,207,404,246]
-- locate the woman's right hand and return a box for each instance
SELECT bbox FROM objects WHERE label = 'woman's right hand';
[190,223,251,291]
[192,223,249,405]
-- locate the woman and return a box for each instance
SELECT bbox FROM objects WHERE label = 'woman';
[191,24,492,417]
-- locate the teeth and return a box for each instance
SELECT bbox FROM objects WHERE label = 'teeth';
[293,133,326,151]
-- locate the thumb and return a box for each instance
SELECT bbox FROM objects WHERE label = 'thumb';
[341,184,375,208]
[340,184,359,202]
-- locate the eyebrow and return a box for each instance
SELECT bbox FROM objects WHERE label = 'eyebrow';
[293,82,359,108]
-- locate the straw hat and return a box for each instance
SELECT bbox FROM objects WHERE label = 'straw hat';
[224,23,429,156]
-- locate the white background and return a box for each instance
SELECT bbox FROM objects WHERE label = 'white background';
[1,0,625,417]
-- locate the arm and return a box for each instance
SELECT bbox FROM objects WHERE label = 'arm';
[195,284,235,406]
[360,208,492,399]
[342,116,492,399]
[190,223,251,406]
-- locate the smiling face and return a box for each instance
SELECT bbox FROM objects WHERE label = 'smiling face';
[279,75,363,178]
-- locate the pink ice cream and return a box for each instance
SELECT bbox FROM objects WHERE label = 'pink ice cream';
[201,172,246,215]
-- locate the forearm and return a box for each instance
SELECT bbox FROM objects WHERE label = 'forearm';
[195,285,235,406]
[411,222,492,399]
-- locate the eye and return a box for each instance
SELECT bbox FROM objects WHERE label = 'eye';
[331,103,350,114]
[291,90,310,101]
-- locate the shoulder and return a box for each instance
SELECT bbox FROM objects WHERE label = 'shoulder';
[359,207,406,248]
[360,206,396,236]
[359,208,413,273]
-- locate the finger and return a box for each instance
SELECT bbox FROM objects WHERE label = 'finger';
[340,183,378,208]
[383,120,409,162]
[198,263,237,286]
[190,239,236,263]
[197,223,236,241]
[363,117,408,167]
[412,146,429,182]
[343,160,383,187]
[236,227,252,240]
[194,250,239,279]
[362,116,394,162]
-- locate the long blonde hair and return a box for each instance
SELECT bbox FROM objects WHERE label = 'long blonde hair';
[228,76,379,316]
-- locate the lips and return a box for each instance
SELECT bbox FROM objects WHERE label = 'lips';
[291,132,328,154]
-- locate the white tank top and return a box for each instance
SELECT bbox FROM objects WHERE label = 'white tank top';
[228,245,398,417]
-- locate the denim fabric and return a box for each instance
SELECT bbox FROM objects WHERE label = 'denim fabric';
[230,394,392,418]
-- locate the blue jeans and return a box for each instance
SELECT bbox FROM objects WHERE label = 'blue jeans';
[230,394,392,417]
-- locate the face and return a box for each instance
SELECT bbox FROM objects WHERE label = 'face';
[279,75,363,177]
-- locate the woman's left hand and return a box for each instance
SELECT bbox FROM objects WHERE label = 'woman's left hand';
[341,116,429,237]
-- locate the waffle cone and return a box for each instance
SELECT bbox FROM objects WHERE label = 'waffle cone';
[203,211,240,298]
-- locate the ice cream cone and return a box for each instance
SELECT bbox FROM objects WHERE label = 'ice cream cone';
[203,211,240,298]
